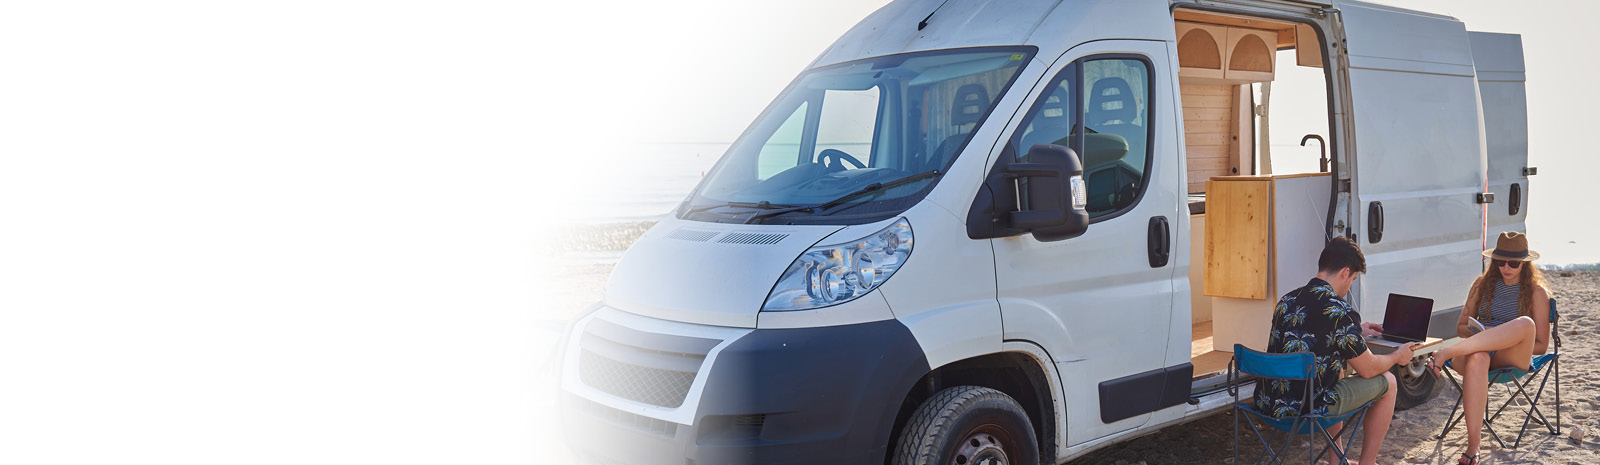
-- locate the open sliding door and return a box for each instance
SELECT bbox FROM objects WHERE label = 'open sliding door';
[1469,32,1531,246]
[1338,1,1486,324]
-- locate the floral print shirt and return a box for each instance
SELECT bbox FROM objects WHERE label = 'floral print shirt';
[1254,278,1369,418]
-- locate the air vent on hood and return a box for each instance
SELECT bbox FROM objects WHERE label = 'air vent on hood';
[667,229,719,242]
[717,232,788,245]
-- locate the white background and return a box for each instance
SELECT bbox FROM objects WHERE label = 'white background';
[1,1,1592,464]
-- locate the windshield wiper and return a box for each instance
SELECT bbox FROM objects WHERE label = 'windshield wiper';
[813,169,942,210]
[740,204,818,224]
[685,200,801,216]
[742,170,942,224]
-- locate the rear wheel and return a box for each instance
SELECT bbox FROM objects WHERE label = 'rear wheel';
[1393,356,1438,411]
[893,386,1039,465]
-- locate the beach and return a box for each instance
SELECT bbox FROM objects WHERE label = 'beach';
[540,228,1600,464]
[1072,269,1600,464]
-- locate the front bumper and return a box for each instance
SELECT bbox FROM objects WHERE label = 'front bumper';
[560,310,929,465]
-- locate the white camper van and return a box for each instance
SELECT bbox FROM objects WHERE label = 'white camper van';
[558,0,1533,463]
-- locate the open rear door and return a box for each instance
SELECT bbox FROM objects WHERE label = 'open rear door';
[1469,32,1530,243]
[1338,2,1487,322]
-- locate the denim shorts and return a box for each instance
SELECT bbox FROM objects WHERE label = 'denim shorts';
[1328,375,1389,416]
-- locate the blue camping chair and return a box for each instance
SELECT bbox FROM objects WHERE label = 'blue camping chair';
[1231,344,1377,465]
[1436,298,1562,449]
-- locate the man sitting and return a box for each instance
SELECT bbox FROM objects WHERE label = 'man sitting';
[1254,237,1415,465]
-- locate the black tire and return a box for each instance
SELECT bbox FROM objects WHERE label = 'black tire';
[1393,358,1438,411]
[892,386,1039,465]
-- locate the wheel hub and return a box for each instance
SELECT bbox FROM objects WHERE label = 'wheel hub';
[1401,356,1430,381]
[952,430,1009,465]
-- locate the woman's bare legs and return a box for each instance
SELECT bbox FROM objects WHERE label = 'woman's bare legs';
[1436,316,1537,458]
[1439,316,1536,370]
[1451,351,1492,458]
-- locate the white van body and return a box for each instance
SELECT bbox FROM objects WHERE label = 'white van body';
[559,1,1532,463]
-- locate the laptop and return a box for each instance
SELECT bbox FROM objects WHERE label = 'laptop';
[1365,293,1434,349]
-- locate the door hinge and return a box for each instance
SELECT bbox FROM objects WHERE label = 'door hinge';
[1476,192,1496,204]
[1523,167,1538,176]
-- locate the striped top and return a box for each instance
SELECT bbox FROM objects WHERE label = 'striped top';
[1479,280,1523,328]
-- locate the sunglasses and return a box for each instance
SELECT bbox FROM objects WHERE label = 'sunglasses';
[1495,259,1523,270]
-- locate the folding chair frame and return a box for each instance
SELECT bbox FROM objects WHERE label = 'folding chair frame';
[1435,298,1563,449]
[1230,345,1377,465]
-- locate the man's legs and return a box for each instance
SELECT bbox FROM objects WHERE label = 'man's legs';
[1357,371,1400,465]
[1323,372,1398,465]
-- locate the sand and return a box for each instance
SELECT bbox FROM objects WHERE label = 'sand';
[542,246,1600,464]
[1076,270,1600,465]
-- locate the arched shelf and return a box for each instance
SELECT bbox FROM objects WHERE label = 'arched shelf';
[1176,22,1227,80]
[1176,21,1277,84]
[1224,27,1276,82]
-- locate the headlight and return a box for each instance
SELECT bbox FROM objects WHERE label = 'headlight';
[762,218,913,311]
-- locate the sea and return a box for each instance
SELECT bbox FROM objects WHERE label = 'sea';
[565,142,1597,268]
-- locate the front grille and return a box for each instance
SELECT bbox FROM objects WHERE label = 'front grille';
[717,232,788,245]
[576,318,720,409]
[668,229,720,242]
[568,394,679,438]
[579,350,697,408]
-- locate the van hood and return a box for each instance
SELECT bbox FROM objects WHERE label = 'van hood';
[603,217,844,328]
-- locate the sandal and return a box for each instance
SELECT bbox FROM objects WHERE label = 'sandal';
[1457,452,1479,465]
[1425,354,1443,377]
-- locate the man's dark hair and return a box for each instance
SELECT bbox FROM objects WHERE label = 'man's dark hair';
[1318,236,1366,275]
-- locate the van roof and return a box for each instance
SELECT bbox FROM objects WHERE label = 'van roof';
[810,0,1462,70]
[810,0,1174,68]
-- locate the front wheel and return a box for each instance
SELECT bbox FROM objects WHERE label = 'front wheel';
[1393,356,1439,411]
[892,386,1039,465]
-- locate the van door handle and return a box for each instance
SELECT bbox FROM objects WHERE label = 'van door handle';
[1148,216,1170,268]
[1367,201,1384,244]
[1509,183,1522,216]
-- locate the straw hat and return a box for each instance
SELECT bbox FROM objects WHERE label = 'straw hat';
[1483,231,1540,261]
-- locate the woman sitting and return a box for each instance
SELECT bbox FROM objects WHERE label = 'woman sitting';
[1427,231,1550,465]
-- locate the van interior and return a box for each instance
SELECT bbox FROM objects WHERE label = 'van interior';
[1171,8,1337,386]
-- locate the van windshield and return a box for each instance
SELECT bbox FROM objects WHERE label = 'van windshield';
[682,47,1035,225]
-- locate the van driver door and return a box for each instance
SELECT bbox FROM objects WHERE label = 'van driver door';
[988,40,1183,445]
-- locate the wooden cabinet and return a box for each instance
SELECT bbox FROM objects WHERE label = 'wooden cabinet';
[1176,21,1277,84]
[1176,22,1227,80]
[1202,174,1332,351]
[1203,177,1272,299]
[1224,27,1276,82]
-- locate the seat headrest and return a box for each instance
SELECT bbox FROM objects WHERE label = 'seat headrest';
[1036,92,1071,130]
[1088,77,1136,126]
[1082,133,1129,167]
[951,84,990,126]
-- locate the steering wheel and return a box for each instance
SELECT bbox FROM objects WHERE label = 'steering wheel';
[817,149,866,171]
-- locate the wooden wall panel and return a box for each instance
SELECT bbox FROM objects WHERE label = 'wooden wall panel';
[1182,82,1241,193]
[1188,157,1231,171]
[1183,107,1232,122]
[1186,132,1230,146]
[1186,120,1230,133]
[1204,178,1272,299]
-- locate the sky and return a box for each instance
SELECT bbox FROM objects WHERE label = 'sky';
[0,1,1594,465]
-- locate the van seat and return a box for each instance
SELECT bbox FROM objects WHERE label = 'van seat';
[1087,77,1146,165]
[923,84,991,172]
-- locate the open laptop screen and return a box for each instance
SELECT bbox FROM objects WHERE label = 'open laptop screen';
[1381,293,1434,342]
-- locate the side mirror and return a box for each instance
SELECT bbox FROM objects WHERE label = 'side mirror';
[967,143,1090,241]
